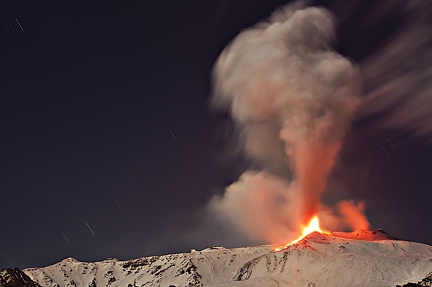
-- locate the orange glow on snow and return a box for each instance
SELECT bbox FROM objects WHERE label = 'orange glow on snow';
[274,216,329,251]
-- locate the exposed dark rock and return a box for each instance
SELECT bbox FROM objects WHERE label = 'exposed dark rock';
[0,268,41,287]
[397,272,432,287]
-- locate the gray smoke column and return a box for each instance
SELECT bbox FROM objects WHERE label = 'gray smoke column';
[209,3,366,243]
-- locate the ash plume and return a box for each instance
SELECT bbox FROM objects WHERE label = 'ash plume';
[208,3,368,243]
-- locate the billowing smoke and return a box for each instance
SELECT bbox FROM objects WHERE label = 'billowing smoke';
[319,200,370,232]
[208,3,369,243]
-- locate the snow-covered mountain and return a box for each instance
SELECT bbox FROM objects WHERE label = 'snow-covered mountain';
[6,231,432,287]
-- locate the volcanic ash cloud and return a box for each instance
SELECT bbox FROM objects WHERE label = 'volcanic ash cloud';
[209,3,368,244]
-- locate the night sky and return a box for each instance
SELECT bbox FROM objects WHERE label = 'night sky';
[2,0,432,269]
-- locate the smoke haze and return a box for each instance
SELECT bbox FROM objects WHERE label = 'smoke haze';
[358,0,432,140]
[209,3,367,244]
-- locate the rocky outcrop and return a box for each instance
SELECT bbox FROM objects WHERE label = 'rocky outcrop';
[0,267,41,287]
[397,272,432,287]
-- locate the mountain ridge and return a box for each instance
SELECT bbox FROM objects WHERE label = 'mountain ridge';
[2,231,432,287]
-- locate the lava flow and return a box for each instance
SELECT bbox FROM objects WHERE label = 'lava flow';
[274,216,330,251]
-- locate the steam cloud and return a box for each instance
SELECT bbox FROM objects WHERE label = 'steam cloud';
[208,3,369,244]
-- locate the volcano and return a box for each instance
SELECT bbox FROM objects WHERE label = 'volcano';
[2,230,432,287]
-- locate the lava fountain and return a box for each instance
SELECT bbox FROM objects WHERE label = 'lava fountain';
[274,216,329,251]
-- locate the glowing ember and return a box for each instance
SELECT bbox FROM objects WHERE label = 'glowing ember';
[274,216,329,251]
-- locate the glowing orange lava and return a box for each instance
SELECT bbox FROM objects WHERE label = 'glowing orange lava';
[274,216,329,251]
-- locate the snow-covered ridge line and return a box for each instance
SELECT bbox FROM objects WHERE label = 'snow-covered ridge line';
[19,232,432,287]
